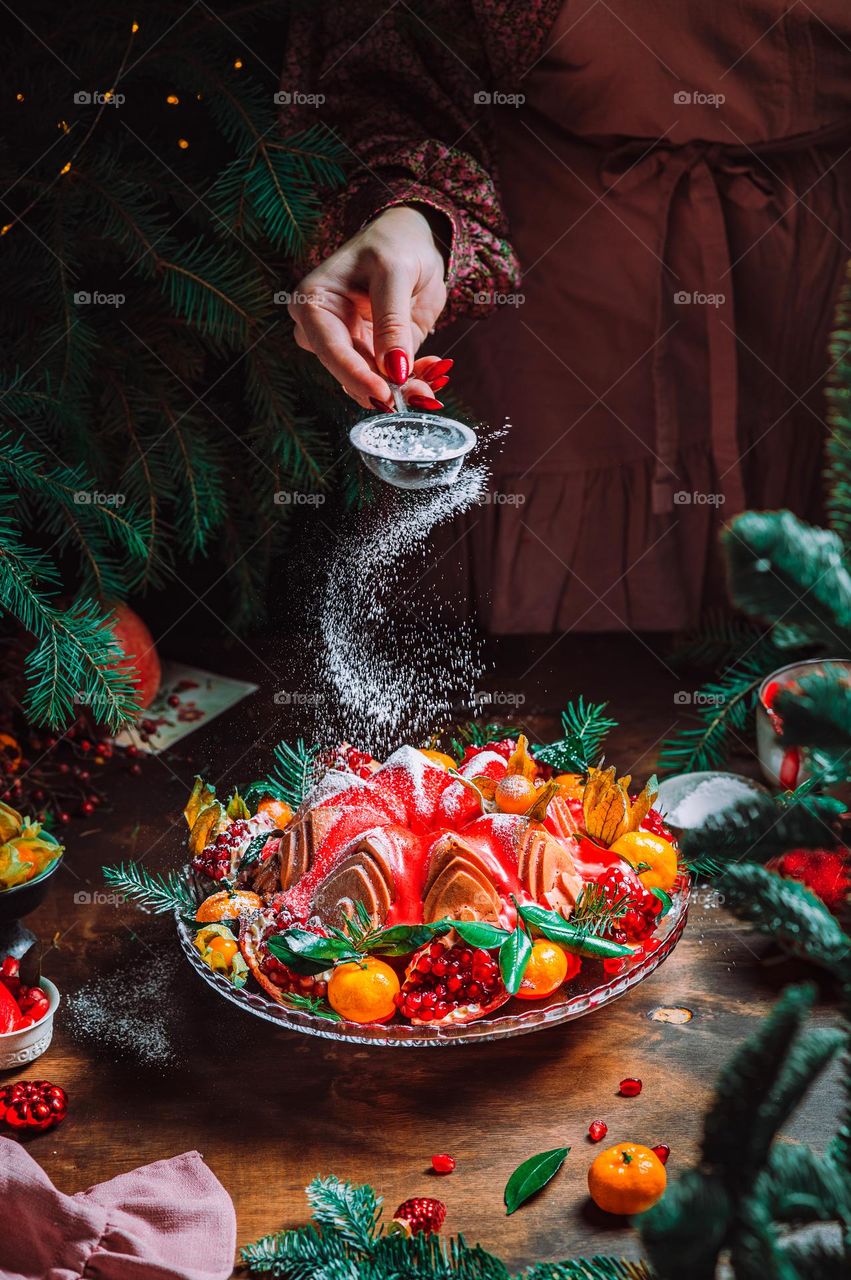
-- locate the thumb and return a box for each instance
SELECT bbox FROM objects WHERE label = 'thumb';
[370,263,415,385]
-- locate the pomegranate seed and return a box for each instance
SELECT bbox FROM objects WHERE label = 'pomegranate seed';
[651,1144,670,1165]
[431,1153,456,1175]
[619,1078,642,1097]
[588,1120,608,1143]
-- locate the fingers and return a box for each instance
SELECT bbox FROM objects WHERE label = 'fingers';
[291,292,390,406]
[370,263,416,384]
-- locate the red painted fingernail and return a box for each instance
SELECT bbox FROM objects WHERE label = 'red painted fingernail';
[429,376,450,391]
[406,393,443,411]
[384,348,409,384]
[425,358,453,380]
[369,397,393,413]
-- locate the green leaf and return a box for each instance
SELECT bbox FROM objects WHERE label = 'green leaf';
[504,1147,569,1215]
[518,903,634,959]
[364,922,450,956]
[499,925,533,995]
[267,930,360,975]
[236,829,283,875]
[650,888,673,915]
[452,920,512,950]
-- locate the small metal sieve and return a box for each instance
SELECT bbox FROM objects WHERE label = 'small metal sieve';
[349,409,478,491]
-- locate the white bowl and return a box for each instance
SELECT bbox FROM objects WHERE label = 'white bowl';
[0,978,60,1069]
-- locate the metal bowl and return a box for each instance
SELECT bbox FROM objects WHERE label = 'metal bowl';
[0,853,63,924]
[349,412,477,490]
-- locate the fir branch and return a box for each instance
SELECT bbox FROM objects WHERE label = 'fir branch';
[305,1176,382,1254]
[718,864,851,975]
[264,739,320,810]
[527,1261,655,1280]
[570,884,629,936]
[679,793,843,878]
[722,510,851,651]
[826,264,851,554]
[775,668,851,754]
[533,698,617,774]
[657,636,785,776]
[103,861,198,916]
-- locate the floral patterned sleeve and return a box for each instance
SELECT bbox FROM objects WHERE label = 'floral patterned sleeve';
[280,1,520,326]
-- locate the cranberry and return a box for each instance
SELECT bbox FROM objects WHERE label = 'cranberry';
[651,1144,670,1165]
[588,1120,608,1143]
[167,694,180,708]
[80,800,95,816]
[619,1077,642,1097]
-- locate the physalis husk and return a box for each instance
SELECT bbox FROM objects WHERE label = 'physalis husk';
[583,767,658,846]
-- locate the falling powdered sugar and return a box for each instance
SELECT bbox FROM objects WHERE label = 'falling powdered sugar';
[67,951,182,1068]
[317,463,488,755]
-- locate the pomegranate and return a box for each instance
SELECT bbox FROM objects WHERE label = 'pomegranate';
[108,601,161,709]
[0,1080,67,1132]
[239,910,329,1004]
[396,936,510,1025]
[597,865,662,941]
[393,1197,446,1235]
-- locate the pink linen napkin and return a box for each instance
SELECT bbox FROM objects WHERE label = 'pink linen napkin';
[0,1137,236,1279]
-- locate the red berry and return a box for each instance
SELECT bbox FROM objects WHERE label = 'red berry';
[129,763,143,776]
[393,1197,446,1235]
[79,739,92,753]
[80,800,95,816]
[588,1120,608,1143]
[0,1081,67,1132]
[651,1143,670,1165]
[167,694,180,707]
[431,1153,456,1175]
[619,1077,642,1097]
[57,811,71,824]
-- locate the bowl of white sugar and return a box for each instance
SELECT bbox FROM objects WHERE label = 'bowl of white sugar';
[350,411,477,490]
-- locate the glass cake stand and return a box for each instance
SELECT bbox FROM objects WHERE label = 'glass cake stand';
[176,877,690,1048]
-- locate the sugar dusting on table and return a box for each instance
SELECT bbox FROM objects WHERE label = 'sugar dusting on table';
[317,462,488,755]
[67,952,182,1068]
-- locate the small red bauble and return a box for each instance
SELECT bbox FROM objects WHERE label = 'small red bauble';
[0,1081,67,1133]
[651,1143,670,1165]
[619,1077,642,1097]
[588,1120,608,1143]
[393,1197,446,1235]
[431,1153,455,1175]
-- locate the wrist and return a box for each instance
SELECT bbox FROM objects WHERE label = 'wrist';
[372,204,450,270]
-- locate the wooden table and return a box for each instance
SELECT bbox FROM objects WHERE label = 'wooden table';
[9,633,844,1274]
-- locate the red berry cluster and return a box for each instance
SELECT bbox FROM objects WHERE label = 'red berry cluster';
[597,867,662,942]
[191,819,253,881]
[396,941,504,1023]
[318,744,376,779]
[0,1080,67,1132]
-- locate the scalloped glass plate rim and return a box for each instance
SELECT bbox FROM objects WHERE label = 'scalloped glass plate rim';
[175,876,690,1047]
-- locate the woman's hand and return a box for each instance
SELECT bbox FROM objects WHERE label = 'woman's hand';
[289,205,450,409]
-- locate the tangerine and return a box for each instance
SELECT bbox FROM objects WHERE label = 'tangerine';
[494,774,538,814]
[515,939,569,999]
[327,957,400,1023]
[420,750,458,771]
[609,830,678,893]
[196,889,263,922]
[587,1143,667,1215]
[256,796,294,828]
